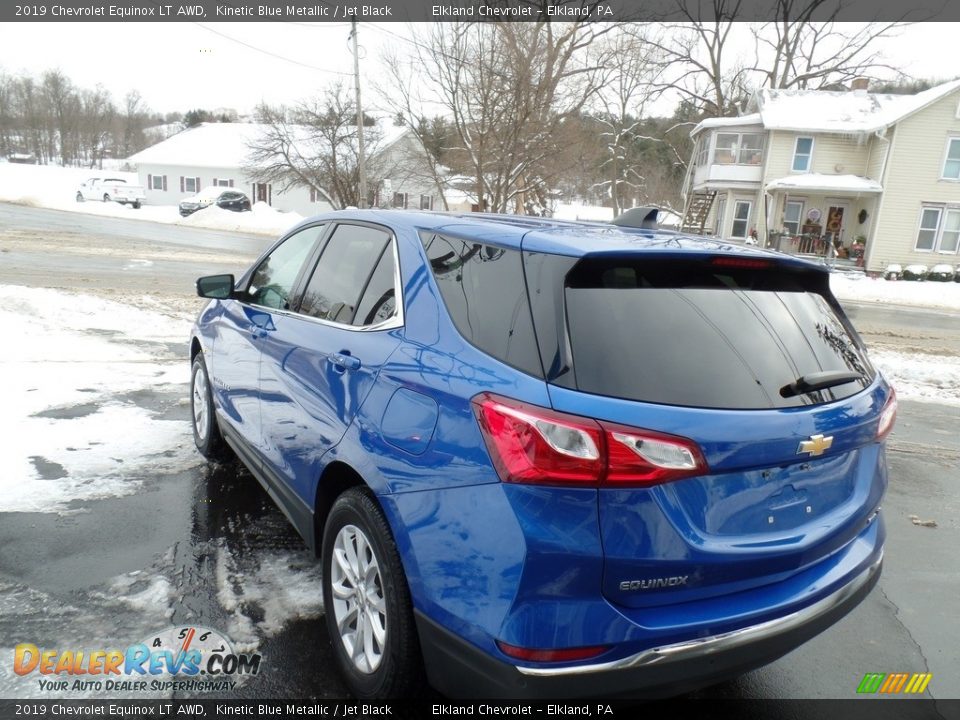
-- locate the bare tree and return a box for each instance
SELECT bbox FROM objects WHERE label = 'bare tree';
[641,1,908,118]
[376,48,458,210]
[591,29,664,215]
[407,21,613,213]
[753,4,907,90]
[641,1,752,118]
[246,84,386,209]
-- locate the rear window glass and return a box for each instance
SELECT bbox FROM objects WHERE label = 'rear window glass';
[564,258,873,409]
[421,233,543,378]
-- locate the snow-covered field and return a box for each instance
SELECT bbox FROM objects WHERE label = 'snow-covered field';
[0,162,303,236]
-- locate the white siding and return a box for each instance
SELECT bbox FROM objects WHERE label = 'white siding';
[868,89,960,271]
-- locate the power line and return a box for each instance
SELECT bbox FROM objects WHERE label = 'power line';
[194,23,354,76]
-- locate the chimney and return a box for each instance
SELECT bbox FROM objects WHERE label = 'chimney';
[851,78,870,92]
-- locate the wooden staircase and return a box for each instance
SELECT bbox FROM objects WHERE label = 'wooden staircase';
[680,191,717,235]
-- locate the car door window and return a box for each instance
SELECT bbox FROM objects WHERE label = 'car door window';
[353,244,398,326]
[247,225,325,310]
[299,224,391,325]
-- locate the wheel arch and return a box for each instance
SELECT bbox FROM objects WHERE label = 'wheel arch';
[313,461,369,557]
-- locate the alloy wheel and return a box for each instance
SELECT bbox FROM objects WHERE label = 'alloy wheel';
[330,524,387,674]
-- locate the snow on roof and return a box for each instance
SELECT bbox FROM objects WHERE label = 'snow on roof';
[765,173,883,194]
[129,121,410,169]
[757,80,960,134]
[692,113,763,135]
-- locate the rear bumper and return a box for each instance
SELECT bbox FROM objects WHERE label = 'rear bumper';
[416,555,881,699]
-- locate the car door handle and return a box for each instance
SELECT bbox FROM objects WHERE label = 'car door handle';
[330,352,361,371]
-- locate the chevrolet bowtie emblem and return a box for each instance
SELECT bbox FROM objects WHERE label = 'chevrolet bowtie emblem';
[798,434,833,457]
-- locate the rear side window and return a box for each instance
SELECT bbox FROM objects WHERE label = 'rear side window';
[564,258,874,409]
[299,224,392,325]
[421,233,542,378]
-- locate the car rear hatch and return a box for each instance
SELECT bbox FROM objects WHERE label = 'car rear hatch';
[524,248,894,609]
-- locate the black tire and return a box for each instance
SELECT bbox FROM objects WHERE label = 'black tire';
[132,201,141,209]
[103,193,111,203]
[190,353,229,461]
[322,488,425,699]
[76,191,84,202]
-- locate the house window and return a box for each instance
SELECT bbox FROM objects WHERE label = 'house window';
[696,136,709,167]
[731,200,751,238]
[783,200,805,236]
[941,138,960,180]
[738,133,765,165]
[420,194,433,211]
[392,192,407,209]
[184,177,198,193]
[916,205,960,253]
[714,133,739,165]
[150,175,165,191]
[713,197,726,236]
[792,137,814,172]
[712,132,765,165]
[215,178,230,187]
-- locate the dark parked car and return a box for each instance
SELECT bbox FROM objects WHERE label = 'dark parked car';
[179,186,251,216]
[190,210,895,699]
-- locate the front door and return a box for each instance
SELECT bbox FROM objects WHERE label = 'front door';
[825,202,848,250]
[254,183,271,205]
[257,222,403,506]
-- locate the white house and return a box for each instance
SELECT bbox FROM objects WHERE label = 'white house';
[682,79,960,273]
[128,122,439,216]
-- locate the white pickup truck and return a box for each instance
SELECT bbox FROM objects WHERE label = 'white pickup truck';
[76,177,146,209]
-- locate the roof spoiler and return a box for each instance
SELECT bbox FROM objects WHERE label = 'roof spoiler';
[611,207,659,230]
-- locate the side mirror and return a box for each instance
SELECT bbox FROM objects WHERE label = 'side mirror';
[197,274,235,299]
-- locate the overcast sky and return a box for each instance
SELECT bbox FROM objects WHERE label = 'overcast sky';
[1,22,959,117]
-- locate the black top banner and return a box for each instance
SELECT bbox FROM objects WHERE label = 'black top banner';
[0,0,954,23]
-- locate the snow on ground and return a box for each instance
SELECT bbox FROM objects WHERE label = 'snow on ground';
[0,568,178,699]
[830,272,960,312]
[0,161,302,236]
[215,544,324,653]
[0,284,201,513]
[871,350,960,407]
[552,202,615,222]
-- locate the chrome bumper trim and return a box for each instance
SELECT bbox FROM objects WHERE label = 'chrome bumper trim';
[516,554,882,677]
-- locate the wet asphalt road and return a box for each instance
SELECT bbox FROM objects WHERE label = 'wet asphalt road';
[1,203,959,707]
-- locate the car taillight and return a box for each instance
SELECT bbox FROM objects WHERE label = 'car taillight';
[472,395,603,485]
[604,423,707,485]
[472,393,708,487]
[876,387,897,441]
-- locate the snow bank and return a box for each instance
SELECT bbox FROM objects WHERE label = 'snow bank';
[830,273,960,312]
[0,285,200,513]
[872,349,960,406]
[552,202,614,222]
[0,161,301,236]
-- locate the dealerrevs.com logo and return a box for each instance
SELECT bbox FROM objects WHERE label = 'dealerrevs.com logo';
[13,627,261,693]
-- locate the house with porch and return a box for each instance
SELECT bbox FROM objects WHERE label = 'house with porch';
[127,121,439,216]
[681,78,960,273]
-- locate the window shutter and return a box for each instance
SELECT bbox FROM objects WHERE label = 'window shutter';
[404,193,409,209]
[180,176,184,192]
[147,174,152,190]
[196,177,200,190]
[213,178,218,187]
[268,185,272,205]
[229,179,234,188]
[162,176,167,192]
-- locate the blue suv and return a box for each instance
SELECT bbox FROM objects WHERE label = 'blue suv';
[189,210,895,699]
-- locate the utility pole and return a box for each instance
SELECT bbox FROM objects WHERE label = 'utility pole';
[350,15,368,209]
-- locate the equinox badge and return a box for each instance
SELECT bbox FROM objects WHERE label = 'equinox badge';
[798,434,833,457]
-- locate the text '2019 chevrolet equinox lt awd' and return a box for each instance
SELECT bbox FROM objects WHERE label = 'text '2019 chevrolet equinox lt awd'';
[189,210,895,699]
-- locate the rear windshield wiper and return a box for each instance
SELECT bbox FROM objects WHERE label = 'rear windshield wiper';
[780,370,864,398]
